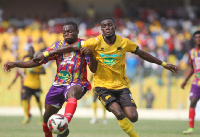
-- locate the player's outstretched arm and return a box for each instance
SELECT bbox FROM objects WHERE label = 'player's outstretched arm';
[80,47,97,73]
[33,43,79,63]
[4,59,43,72]
[181,65,194,89]
[135,49,180,74]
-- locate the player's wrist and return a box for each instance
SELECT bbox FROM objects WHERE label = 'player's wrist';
[161,62,167,67]
[43,51,49,57]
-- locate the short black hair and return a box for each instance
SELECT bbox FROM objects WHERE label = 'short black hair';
[64,22,78,30]
[101,17,115,24]
[193,30,200,37]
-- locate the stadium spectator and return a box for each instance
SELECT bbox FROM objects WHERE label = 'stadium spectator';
[10,28,19,59]
[143,88,155,108]
[114,4,123,19]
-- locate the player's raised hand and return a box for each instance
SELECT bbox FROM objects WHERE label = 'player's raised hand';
[80,47,93,57]
[164,64,180,74]
[33,52,45,64]
[4,62,16,72]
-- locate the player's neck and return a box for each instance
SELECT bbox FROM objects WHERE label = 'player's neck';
[103,35,116,45]
[65,38,79,44]
[196,45,200,50]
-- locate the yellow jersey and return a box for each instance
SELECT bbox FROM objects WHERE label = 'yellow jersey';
[82,34,139,89]
[23,57,43,89]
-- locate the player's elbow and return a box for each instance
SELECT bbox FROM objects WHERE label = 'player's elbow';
[90,66,97,73]
[89,62,97,73]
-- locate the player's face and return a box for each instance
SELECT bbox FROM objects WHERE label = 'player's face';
[101,19,116,38]
[194,34,200,46]
[63,25,79,44]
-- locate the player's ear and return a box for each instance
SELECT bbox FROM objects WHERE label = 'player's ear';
[115,25,117,30]
[77,29,79,34]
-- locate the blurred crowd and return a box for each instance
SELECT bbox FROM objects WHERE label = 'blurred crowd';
[0,4,200,84]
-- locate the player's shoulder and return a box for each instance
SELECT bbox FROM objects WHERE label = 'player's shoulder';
[52,40,65,47]
[116,34,124,40]
[94,35,102,42]
[87,34,102,44]
[189,48,196,54]
[116,35,130,42]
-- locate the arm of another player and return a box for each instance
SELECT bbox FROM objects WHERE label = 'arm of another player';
[33,43,80,63]
[181,64,194,89]
[80,47,97,73]
[135,49,180,74]
[4,59,43,72]
[33,39,95,63]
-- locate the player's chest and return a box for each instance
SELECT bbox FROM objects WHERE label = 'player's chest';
[60,52,82,65]
[193,57,200,69]
[95,44,125,65]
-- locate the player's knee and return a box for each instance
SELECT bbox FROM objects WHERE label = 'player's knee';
[129,113,138,123]
[67,86,82,99]
[67,90,82,99]
[111,109,125,120]
[190,99,199,108]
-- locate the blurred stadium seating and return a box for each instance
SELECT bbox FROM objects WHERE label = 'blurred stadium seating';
[0,0,200,111]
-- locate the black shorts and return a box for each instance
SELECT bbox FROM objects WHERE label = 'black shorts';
[94,87,137,111]
[23,86,41,102]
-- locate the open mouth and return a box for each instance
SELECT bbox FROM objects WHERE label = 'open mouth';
[106,31,112,35]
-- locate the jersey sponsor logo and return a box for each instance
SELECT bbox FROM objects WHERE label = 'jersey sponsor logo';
[196,73,200,78]
[103,58,116,65]
[99,53,121,57]
[58,71,71,81]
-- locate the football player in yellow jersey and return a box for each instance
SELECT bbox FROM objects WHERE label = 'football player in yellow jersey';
[22,46,46,124]
[33,17,180,137]
[8,67,32,122]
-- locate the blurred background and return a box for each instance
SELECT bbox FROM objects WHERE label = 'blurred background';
[0,0,200,120]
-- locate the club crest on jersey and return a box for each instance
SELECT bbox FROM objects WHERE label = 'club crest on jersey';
[62,52,74,65]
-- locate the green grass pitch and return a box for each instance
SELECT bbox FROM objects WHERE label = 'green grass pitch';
[0,116,200,137]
